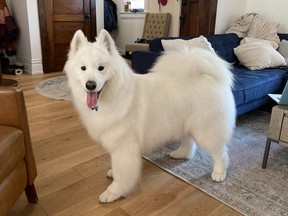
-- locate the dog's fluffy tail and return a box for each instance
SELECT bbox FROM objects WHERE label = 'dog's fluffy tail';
[151,48,234,88]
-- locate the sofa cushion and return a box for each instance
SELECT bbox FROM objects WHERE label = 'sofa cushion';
[234,38,286,70]
[205,33,241,63]
[0,125,25,183]
[149,33,241,64]
[232,66,287,107]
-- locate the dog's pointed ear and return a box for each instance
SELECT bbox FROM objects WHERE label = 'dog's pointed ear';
[96,29,116,54]
[69,30,88,54]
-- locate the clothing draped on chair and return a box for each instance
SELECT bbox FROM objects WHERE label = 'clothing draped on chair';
[0,0,18,48]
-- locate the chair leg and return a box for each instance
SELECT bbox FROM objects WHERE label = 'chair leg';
[25,183,38,203]
[262,138,272,169]
[125,51,131,60]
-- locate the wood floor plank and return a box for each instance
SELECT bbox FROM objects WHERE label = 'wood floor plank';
[39,173,109,215]
[4,73,243,216]
[32,129,95,165]
[7,202,48,216]
[36,145,105,180]
[35,168,84,199]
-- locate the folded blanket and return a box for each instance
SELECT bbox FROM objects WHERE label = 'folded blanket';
[247,15,280,44]
[226,13,280,44]
[226,13,257,38]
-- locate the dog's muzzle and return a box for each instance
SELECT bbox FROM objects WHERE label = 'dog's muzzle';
[86,80,97,91]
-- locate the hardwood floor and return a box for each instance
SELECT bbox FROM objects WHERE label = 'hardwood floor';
[4,73,242,216]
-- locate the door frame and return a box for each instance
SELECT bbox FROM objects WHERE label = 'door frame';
[37,0,96,73]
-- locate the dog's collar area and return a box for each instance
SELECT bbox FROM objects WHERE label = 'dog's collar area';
[91,106,98,111]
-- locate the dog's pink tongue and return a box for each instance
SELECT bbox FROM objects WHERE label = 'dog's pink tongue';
[87,92,98,109]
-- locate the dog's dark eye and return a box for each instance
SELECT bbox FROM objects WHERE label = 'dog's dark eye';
[81,66,86,71]
[98,66,104,71]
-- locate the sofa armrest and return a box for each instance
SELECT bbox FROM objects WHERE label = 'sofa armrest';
[0,87,37,184]
[132,51,161,74]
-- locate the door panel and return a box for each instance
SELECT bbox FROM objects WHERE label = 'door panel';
[38,0,96,73]
[180,0,217,37]
[53,0,84,14]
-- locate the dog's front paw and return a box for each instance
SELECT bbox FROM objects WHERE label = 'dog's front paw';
[211,171,226,182]
[99,189,122,203]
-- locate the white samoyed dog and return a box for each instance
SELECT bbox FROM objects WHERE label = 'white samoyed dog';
[64,29,236,203]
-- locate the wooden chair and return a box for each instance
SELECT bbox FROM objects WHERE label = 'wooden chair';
[125,13,171,58]
[0,87,38,216]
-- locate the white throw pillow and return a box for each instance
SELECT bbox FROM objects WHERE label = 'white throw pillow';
[161,36,215,53]
[234,40,286,70]
[278,39,288,64]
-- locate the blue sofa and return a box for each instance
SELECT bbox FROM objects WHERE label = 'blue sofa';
[131,33,288,116]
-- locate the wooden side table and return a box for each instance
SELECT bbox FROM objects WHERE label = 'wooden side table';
[262,105,288,168]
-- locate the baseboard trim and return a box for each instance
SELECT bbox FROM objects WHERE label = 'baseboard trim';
[17,57,44,75]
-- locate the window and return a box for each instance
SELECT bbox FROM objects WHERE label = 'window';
[121,0,147,19]
[123,0,147,13]
[130,0,144,11]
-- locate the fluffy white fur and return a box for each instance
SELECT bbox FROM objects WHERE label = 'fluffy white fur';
[64,29,236,203]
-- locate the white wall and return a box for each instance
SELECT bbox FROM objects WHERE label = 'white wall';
[9,0,43,74]
[215,0,247,34]
[246,0,288,33]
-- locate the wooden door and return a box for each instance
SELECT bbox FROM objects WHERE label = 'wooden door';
[179,0,217,37]
[38,0,96,73]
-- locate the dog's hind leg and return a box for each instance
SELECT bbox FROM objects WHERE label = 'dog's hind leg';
[170,136,196,160]
[99,147,142,203]
[209,145,229,182]
[193,130,229,182]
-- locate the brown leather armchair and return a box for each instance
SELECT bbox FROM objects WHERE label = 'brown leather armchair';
[0,87,38,216]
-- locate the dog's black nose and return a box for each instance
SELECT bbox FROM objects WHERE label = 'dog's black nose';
[86,81,97,91]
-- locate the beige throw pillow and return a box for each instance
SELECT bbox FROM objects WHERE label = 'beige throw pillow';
[234,38,286,70]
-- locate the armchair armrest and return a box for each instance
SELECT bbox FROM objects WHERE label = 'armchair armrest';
[0,87,37,184]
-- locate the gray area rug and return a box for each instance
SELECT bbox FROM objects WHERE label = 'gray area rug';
[35,76,288,215]
[35,76,72,101]
[145,111,288,216]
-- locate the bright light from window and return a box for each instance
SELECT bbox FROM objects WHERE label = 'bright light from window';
[131,0,144,10]
[124,0,144,12]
